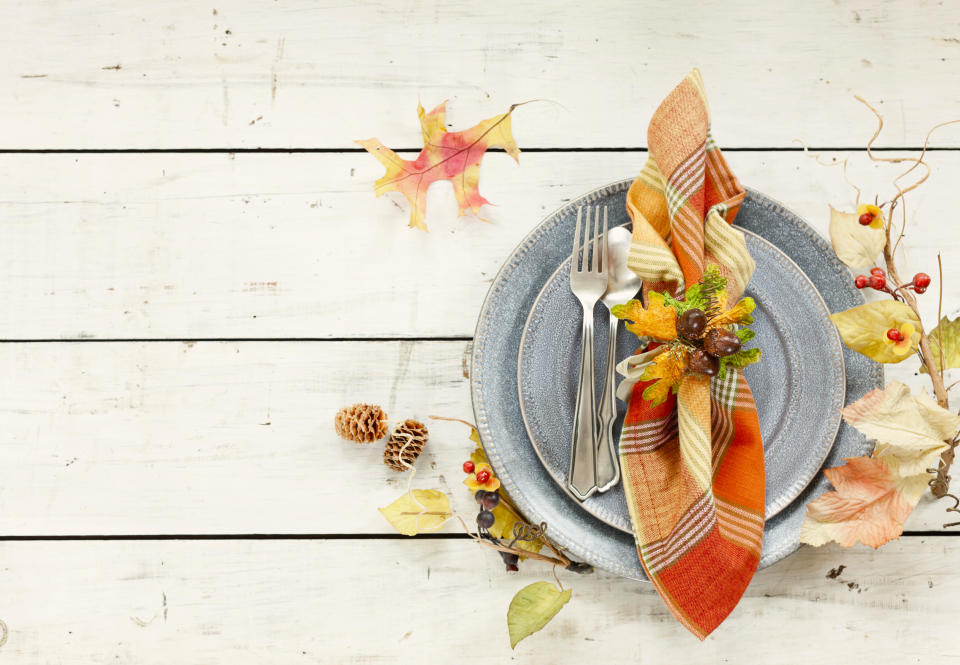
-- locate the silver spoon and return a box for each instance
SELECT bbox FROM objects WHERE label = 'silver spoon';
[596,225,643,492]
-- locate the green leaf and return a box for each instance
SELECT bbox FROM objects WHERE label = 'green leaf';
[735,328,755,343]
[662,291,689,314]
[378,489,450,536]
[829,301,921,364]
[674,265,727,314]
[507,582,572,649]
[922,316,960,373]
[717,347,761,380]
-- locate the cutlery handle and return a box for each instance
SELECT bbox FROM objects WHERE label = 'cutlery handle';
[568,302,598,501]
[596,313,621,492]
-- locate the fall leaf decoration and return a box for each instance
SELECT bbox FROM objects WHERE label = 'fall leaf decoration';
[610,292,678,341]
[466,444,541,556]
[923,315,960,373]
[842,382,960,476]
[637,346,688,407]
[613,265,761,403]
[357,101,521,231]
[799,98,960,540]
[829,301,921,364]
[800,381,960,548]
[378,489,451,536]
[507,582,572,649]
[828,205,886,270]
[800,456,929,549]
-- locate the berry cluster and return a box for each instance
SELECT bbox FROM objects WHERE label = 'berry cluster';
[854,267,931,297]
[475,490,520,570]
[464,459,518,571]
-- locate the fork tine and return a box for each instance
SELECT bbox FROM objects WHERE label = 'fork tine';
[572,206,583,272]
[590,206,600,273]
[601,206,609,273]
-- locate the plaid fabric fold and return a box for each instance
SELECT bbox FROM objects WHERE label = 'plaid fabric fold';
[620,69,765,639]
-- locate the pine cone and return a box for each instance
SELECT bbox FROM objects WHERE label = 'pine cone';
[383,419,429,471]
[334,403,388,443]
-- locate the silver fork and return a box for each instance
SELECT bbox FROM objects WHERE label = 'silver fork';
[567,205,608,501]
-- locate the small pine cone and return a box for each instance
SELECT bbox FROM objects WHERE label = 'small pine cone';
[383,419,429,472]
[334,403,388,444]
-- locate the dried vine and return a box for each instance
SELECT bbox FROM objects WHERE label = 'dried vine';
[856,97,959,502]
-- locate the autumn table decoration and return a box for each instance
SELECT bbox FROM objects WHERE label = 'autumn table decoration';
[357,101,522,231]
[799,99,960,547]
[349,68,960,649]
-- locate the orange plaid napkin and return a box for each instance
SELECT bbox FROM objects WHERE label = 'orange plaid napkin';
[618,69,765,639]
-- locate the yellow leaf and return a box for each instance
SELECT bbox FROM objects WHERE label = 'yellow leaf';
[357,102,520,231]
[799,456,927,549]
[639,347,687,406]
[610,292,677,341]
[469,426,483,448]
[378,490,450,536]
[829,301,921,363]
[841,381,960,475]
[922,315,960,373]
[828,205,887,270]
[507,582,572,649]
[709,296,756,327]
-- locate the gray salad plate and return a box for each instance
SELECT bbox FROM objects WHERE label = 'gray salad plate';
[518,228,845,532]
[471,181,882,580]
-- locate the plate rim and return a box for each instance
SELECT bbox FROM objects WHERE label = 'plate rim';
[514,225,847,530]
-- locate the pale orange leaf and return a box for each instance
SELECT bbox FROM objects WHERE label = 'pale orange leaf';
[357,102,520,231]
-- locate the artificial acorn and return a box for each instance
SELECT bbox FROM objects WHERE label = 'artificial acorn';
[704,328,741,358]
[677,308,707,340]
[689,348,719,376]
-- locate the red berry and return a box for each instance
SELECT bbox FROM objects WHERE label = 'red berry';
[475,468,491,484]
[854,275,868,289]
[868,274,886,290]
[887,328,903,342]
[462,460,475,474]
[914,272,931,289]
[870,267,886,277]
[859,213,875,226]
[915,286,927,294]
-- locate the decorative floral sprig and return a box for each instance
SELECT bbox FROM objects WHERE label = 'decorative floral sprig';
[375,416,591,648]
[611,266,761,405]
[799,97,960,548]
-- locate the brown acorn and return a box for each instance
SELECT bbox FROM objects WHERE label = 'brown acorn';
[677,308,707,340]
[704,328,741,358]
[689,348,719,376]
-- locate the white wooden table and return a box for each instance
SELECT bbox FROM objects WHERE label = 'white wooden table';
[1,1,959,662]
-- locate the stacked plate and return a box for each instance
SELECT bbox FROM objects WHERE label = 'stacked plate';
[470,181,882,580]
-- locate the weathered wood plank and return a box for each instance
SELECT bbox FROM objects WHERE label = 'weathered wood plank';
[0,339,952,534]
[0,537,954,663]
[0,150,956,341]
[2,0,960,149]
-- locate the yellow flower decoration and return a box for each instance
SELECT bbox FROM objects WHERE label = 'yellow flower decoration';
[464,463,501,493]
[857,203,884,230]
[884,321,919,356]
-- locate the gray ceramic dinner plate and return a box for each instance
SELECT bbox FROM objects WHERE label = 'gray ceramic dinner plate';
[471,181,882,580]
[518,228,845,531]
